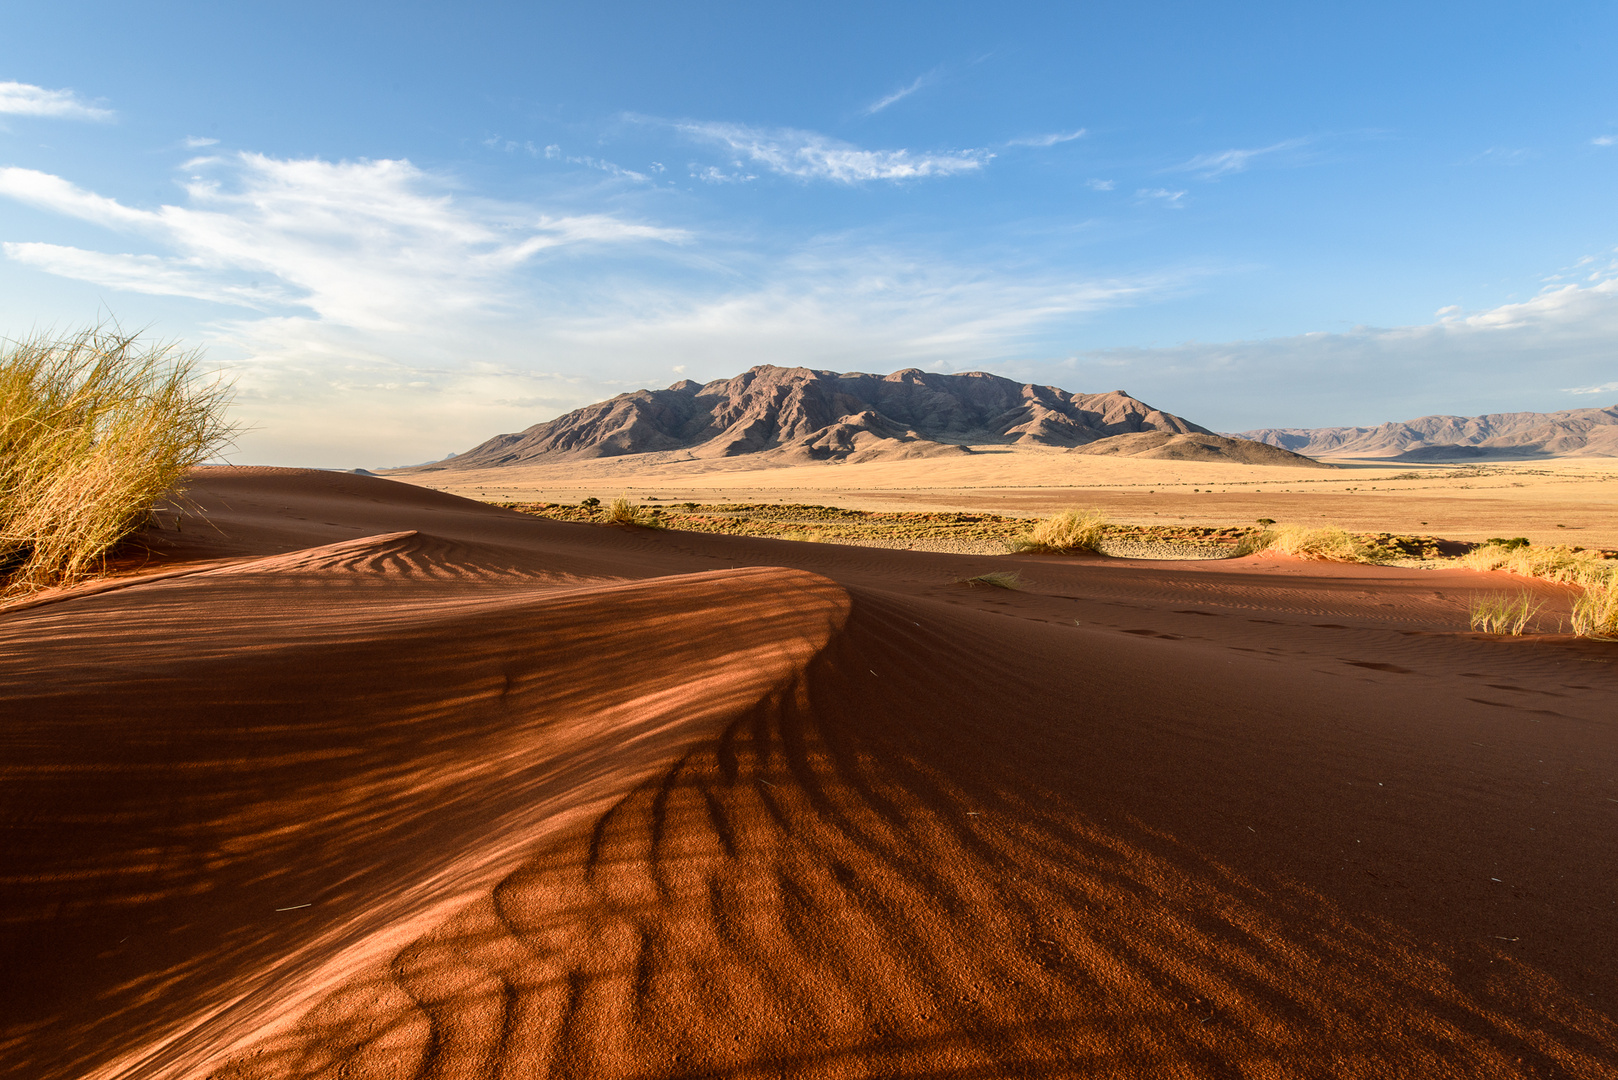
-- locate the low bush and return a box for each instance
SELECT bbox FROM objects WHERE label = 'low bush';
[1,326,235,597]
[1011,509,1107,553]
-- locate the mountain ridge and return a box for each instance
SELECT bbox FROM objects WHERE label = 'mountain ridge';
[434,365,1322,469]
[1236,403,1618,460]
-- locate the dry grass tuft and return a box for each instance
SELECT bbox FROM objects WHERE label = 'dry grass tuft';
[1011,509,1107,554]
[1571,577,1618,639]
[1468,592,1543,635]
[1,326,235,598]
[960,570,1026,590]
[1459,541,1610,585]
[1460,540,1618,640]
[604,497,664,528]
[1236,524,1380,563]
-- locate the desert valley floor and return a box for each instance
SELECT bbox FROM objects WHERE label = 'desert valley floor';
[3,466,1618,1079]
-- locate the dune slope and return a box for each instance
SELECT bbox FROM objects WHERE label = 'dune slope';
[3,468,1617,1079]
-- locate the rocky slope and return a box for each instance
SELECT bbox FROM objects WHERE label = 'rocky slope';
[440,365,1318,468]
[1237,404,1618,460]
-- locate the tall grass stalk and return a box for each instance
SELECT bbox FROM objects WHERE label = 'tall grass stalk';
[1011,509,1107,554]
[1,326,235,597]
[1468,592,1542,635]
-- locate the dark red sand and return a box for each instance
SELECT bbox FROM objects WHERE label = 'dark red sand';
[2,467,1616,1079]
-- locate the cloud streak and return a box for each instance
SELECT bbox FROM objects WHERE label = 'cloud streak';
[0,80,113,121]
[673,120,988,183]
[1173,139,1307,178]
[1007,129,1086,148]
[861,72,936,115]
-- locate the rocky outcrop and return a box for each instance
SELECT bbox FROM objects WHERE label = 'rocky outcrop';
[443,365,1293,468]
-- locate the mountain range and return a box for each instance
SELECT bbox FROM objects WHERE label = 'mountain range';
[437,365,1322,470]
[1236,404,1618,460]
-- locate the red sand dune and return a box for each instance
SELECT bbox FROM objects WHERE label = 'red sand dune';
[3,467,1617,1079]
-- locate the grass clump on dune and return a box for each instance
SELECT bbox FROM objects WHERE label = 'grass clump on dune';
[1459,540,1611,586]
[1461,539,1618,639]
[1571,577,1618,639]
[1,326,235,598]
[604,496,664,528]
[1235,523,1382,563]
[1468,592,1543,635]
[1011,509,1107,554]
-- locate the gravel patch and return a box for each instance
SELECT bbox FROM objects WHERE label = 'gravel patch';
[1095,539,1238,561]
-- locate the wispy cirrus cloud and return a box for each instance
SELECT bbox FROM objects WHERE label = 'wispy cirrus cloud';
[1173,138,1308,179]
[0,155,685,330]
[0,80,113,121]
[671,120,988,183]
[861,71,938,115]
[1591,135,1615,147]
[1007,129,1086,148]
[1136,187,1187,208]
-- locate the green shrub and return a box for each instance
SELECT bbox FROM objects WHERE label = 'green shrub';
[1,326,235,597]
[1011,509,1107,553]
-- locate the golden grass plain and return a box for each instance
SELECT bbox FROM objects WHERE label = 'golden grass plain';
[395,447,1618,550]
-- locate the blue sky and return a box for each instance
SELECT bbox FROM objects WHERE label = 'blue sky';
[2,1,1616,466]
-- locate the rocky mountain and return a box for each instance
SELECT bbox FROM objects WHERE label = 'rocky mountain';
[1237,404,1618,460]
[437,365,1322,469]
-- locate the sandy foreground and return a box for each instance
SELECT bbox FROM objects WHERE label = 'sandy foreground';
[3,466,1618,1079]
[402,449,1618,550]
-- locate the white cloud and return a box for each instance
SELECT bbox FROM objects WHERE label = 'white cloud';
[1136,187,1187,208]
[0,155,686,332]
[0,80,113,121]
[184,136,220,148]
[1008,129,1086,148]
[673,120,988,183]
[0,149,1158,466]
[1592,135,1616,147]
[1173,139,1307,178]
[1041,275,1618,429]
[861,72,937,115]
[1085,178,1115,191]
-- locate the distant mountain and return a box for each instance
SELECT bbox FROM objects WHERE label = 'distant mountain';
[433,365,1324,469]
[1236,404,1618,460]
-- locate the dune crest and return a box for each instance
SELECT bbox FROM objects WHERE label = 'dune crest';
[4,467,1617,1079]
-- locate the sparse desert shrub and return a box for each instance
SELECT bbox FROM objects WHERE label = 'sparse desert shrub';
[605,497,664,528]
[1,326,235,597]
[960,570,1025,589]
[1236,524,1378,562]
[580,496,600,509]
[1468,592,1542,635]
[1011,509,1107,554]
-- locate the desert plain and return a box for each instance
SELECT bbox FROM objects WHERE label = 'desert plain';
[415,449,1618,551]
[3,455,1617,1080]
